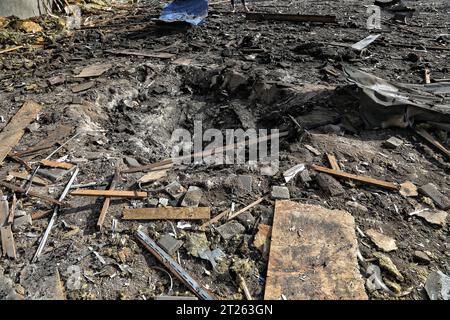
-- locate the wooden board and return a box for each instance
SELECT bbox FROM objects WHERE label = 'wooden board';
[0,194,16,259]
[326,154,340,171]
[71,189,147,198]
[40,160,74,170]
[7,171,48,186]
[0,100,42,166]
[123,207,210,220]
[311,164,399,190]
[97,162,121,230]
[264,200,367,300]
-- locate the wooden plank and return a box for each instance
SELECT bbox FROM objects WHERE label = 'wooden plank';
[265,201,367,300]
[7,193,16,224]
[97,162,122,230]
[123,207,210,220]
[0,181,69,207]
[310,164,399,190]
[326,154,340,171]
[1,225,16,259]
[0,100,42,166]
[415,128,450,159]
[71,189,147,199]
[246,12,337,23]
[40,159,74,170]
[7,171,48,186]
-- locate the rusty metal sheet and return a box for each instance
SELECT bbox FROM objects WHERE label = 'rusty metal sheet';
[264,200,367,300]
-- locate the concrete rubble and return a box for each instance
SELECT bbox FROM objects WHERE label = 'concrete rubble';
[0,0,449,301]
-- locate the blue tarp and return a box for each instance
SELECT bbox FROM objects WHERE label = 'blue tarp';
[159,0,209,26]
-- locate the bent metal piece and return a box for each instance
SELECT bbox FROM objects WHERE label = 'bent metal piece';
[136,230,215,300]
[32,167,79,262]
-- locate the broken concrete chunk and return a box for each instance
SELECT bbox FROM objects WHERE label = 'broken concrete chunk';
[124,156,141,168]
[158,234,183,256]
[425,270,450,300]
[270,186,290,200]
[316,173,345,196]
[411,209,448,227]
[384,137,403,149]
[373,252,404,282]
[237,175,253,193]
[366,229,397,252]
[181,186,203,207]
[12,214,32,231]
[413,251,431,264]
[165,181,187,199]
[299,169,312,183]
[216,220,246,240]
[236,211,255,229]
[418,183,450,210]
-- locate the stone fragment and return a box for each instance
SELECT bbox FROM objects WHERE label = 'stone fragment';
[346,201,368,212]
[366,229,397,252]
[413,251,431,264]
[158,234,183,256]
[184,232,209,258]
[270,186,290,200]
[216,220,246,240]
[411,209,448,227]
[124,156,140,168]
[400,181,418,197]
[165,181,186,199]
[383,137,403,149]
[12,214,32,231]
[181,186,203,207]
[425,271,450,300]
[418,183,450,210]
[236,211,255,229]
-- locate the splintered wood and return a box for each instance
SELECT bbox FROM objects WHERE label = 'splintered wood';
[123,207,210,220]
[40,160,74,170]
[97,162,122,230]
[264,200,367,300]
[0,194,16,259]
[0,100,42,166]
[70,189,147,198]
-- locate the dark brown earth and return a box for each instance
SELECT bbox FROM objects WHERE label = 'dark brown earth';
[0,0,449,300]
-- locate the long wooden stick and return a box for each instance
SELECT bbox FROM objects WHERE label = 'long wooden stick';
[228,197,264,220]
[71,189,147,198]
[310,165,399,190]
[0,181,70,207]
[97,162,122,231]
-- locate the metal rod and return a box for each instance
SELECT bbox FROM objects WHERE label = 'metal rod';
[136,230,215,300]
[32,166,79,262]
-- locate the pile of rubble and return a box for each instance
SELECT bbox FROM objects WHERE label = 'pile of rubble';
[0,0,449,300]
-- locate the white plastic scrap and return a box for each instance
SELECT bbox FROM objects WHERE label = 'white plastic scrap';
[283,164,306,183]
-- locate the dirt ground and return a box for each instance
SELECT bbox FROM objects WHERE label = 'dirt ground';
[0,0,449,300]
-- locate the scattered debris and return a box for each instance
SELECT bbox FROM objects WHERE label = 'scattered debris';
[158,234,183,256]
[399,181,418,197]
[366,229,398,252]
[180,186,203,207]
[418,183,450,210]
[270,186,290,200]
[123,207,210,220]
[384,137,403,149]
[216,220,245,240]
[283,164,305,183]
[409,208,448,227]
[373,252,404,282]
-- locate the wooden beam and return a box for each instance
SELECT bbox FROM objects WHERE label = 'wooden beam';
[246,12,337,23]
[0,101,42,166]
[326,154,340,171]
[0,193,16,259]
[228,197,264,220]
[123,207,210,220]
[71,189,147,198]
[0,181,69,207]
[7,193,16,224]
[310,165,399,190]
[40,159,74,170]
[415,128,450,160]
[97,162,122,230]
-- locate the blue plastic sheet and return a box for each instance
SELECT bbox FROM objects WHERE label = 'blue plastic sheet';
[159,0,209,26]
